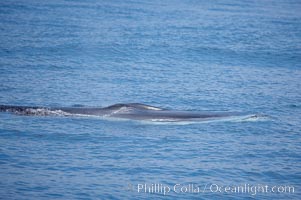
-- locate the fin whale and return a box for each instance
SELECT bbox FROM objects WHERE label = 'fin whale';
[0,103,254,122]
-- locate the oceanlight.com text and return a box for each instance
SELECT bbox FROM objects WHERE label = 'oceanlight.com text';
[131,183,295,196]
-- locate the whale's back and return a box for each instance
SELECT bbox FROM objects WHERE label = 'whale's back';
[0,103,258,122]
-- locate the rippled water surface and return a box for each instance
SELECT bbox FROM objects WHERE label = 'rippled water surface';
[0,0,301,199]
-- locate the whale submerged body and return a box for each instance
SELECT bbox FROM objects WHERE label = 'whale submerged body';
[0,103,257,122]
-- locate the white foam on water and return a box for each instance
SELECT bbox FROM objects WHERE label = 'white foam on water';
[14,108,71,116]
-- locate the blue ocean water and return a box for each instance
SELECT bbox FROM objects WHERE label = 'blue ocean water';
[0,0,300,199]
